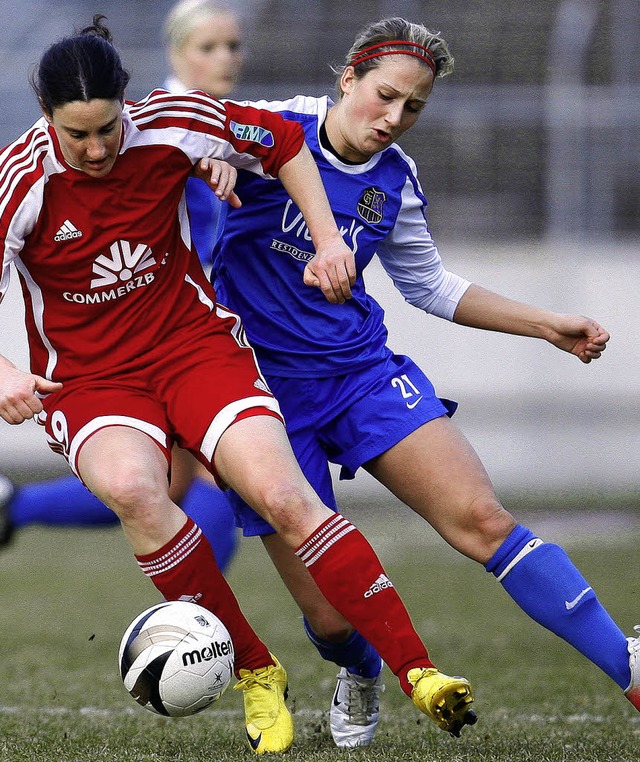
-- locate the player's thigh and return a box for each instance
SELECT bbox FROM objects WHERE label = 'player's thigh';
[78,425,170,507]
[41,379,171,478]
[366,415,512,559]
[224,417,338,538]
[214,415,329,537]
[169,445,203,503]
[266,375,338,509]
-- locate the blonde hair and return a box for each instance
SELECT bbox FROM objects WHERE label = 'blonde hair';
[333,17,454,94]
[164,0,236,51]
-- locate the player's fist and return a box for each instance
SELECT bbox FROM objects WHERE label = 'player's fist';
[0,360,63,424]
[549,316,610,364]
[303,238,356,304]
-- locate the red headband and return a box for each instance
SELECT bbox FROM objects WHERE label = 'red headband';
[350,40,436,74]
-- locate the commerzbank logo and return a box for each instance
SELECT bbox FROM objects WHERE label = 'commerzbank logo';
[90,240,156,288]
[63,240,160,305]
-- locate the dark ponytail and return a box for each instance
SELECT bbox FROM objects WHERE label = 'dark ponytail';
[31,14,130,115]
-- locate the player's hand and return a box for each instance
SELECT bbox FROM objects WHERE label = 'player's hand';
[193,158,242,209]
[0,361,63,424]
[547,315,610,363]
[303,237,356,304]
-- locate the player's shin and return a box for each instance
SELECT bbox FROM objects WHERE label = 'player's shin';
[136,516,271,674]
[295,513,433,695]
[486,523,631,689]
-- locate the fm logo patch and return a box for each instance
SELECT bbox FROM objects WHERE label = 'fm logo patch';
[357,187,386,224]
[229,121,274,147]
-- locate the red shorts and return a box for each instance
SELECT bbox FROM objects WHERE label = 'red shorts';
[37,309,282,480]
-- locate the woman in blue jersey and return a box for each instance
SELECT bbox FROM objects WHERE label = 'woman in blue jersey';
[203,15,638,749]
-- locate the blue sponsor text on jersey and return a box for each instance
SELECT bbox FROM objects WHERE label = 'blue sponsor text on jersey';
[229,121,274,147]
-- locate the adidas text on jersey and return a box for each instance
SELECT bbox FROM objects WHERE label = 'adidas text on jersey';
[54,219,83,241]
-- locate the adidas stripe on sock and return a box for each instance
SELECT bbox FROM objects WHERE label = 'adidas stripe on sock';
[296,514,433,695]
[136,516,270,674]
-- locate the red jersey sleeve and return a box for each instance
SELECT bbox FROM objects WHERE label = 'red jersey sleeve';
[220,101,305,177]
[128,90,305,179]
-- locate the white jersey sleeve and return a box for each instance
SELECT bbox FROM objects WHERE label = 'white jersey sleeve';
[377,172,470,320]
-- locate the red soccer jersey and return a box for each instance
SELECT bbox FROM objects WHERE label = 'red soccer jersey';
[0,89,304,383]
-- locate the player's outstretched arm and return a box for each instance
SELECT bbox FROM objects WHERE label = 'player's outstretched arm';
[452,284,609,363]
[278,144,356,305]
[0,355,63,424]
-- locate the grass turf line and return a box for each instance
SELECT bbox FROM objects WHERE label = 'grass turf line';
[0,502,637,761]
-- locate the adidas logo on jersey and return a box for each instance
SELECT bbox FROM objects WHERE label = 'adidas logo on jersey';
[54,219,83,241]
[364,574,394,598]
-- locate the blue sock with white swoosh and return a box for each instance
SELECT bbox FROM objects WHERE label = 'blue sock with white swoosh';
[486,524,630,689]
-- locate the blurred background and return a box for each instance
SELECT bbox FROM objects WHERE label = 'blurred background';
[0,0,638,502]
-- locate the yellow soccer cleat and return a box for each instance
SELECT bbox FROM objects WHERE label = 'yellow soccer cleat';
[407,667,477,738]
[233,653,294,754]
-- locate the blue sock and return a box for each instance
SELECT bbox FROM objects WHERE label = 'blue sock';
[10,474,118,527]
[10,474,238,575]
[303,616,382,678]
[486,524,630,689]
[181,478,238,575]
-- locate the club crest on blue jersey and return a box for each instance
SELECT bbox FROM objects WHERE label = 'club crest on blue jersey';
[357,187,386,224]
[229,121,274,147]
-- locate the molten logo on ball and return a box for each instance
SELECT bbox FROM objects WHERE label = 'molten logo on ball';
[119,600,234,717]
[182,637,233,666]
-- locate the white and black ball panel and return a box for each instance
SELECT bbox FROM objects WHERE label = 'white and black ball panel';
[118,601,234,717]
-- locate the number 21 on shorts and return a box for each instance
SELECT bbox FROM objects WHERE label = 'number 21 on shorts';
[391,373,423,410]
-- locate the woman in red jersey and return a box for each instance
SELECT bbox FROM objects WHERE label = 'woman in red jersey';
[0,16,476,752]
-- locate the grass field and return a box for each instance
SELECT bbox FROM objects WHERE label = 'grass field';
[0,494,638,761]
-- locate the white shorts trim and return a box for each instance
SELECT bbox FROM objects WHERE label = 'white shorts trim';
[200,395,283,462]
[68,415,168,475]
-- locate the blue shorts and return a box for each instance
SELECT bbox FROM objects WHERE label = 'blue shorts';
[227,352,456,536]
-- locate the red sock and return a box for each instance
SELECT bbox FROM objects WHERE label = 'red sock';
[136,517,270,674]
[296,514,434,696]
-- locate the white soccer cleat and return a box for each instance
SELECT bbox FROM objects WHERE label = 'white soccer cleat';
[330,667,384,748]
[624,625,640,711]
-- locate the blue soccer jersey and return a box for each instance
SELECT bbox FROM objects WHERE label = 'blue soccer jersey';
[212,95,470,378]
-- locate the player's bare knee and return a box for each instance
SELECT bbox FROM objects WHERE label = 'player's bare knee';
[467,494,516,551]
[97,469,166,522]
[260,483,317,535]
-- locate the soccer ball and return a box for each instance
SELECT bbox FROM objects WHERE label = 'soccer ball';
[118,600,234,717]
